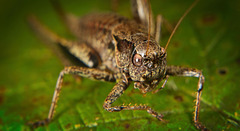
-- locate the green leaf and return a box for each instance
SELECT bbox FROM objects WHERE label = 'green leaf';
[0,0,239,130]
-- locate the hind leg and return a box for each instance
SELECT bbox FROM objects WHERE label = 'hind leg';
[28,16,101,68]
[131,0,155,35]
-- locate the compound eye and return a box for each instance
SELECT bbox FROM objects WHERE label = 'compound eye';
[133,54,142,66]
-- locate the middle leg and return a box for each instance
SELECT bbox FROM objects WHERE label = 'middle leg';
[31,66,116,128]
[166,65,206,129]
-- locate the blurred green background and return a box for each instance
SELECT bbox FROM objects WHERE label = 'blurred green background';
[0,0,240,130]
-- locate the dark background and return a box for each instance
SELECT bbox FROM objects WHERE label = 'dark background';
[0,0,240,130]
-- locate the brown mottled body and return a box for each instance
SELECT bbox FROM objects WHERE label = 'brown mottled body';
[75,13,148,71]
[29,0,206,130]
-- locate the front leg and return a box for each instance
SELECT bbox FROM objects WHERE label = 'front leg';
[103,79,164,121]
[31,66,115,128]
[166,66,206,130]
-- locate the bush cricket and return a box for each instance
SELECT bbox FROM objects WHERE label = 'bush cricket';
[28,0,206,130]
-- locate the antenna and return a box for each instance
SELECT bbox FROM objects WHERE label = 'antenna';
[164,0,199,52]
[146,0,152,56]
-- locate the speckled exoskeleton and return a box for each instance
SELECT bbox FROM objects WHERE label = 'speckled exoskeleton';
[29,0,206,130]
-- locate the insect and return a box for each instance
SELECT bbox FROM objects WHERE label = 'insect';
[29,0,206,130]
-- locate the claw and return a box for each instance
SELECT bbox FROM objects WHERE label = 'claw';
[28,118,50,128]
[195,122,208,131]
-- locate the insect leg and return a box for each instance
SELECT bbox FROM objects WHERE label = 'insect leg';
[31,66,115,128]
[28,16,101,68]
[111,0,119,12]
[50,0,79,35]
[28,16,74,66]
[166,66,206,129]
[131,0,155,35]
[155,15,163,43]
[103,79,164,121]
